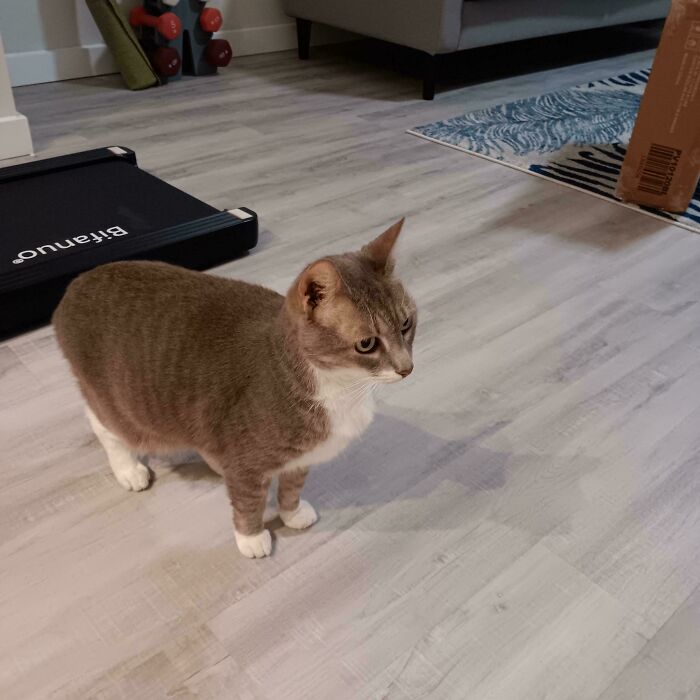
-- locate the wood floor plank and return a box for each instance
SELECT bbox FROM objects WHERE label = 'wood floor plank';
[598,583,700,700]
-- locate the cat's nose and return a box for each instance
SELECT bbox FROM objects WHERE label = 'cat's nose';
[396,365,413,378]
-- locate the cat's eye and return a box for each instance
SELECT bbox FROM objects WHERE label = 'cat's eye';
[355,337,378,354]
[401,317,413,333]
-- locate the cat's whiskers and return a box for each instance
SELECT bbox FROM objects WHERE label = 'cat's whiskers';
[314,371,377,413]
[341,383,374,407]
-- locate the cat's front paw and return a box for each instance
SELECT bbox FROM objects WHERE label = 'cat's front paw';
[114,462,151,491]
[279,500,318,530]
[235,529,272,558]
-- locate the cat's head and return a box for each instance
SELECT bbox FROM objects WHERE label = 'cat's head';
[286,219,416,383]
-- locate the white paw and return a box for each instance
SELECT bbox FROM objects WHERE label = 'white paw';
[114,462,151,491]
[279,500,318,530]
[235,529,272,559]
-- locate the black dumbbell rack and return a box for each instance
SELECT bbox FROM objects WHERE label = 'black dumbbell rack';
[135,0,232,82]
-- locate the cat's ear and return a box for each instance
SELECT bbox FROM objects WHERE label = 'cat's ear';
[361,218,405,273]
[296,259,341,316]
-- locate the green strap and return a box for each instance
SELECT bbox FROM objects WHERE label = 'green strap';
[85,0,160,90]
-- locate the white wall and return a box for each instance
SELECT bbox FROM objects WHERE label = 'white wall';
[0,0,346,87]
[0,0,135,86]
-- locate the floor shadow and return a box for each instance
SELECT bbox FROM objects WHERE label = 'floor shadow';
[168,459,221,483]
[297,412,597,536]
[145,450,220,483]
[237,21,663,101]
[301,413,505,503]
[62,74,131,92]
[473,175,672,250]
[434,21,663,96]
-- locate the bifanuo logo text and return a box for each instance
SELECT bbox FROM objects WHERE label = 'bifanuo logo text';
[13,227,129,264]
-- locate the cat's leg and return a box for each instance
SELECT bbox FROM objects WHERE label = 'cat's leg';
[278,466,318,530]
[219,466,273,558]
[86,407,151,492]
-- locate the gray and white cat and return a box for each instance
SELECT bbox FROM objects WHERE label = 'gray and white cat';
[53,219,416,558]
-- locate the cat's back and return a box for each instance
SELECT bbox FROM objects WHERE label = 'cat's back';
[54,261,282,361]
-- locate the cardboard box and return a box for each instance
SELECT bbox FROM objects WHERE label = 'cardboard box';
[616,0,700,212]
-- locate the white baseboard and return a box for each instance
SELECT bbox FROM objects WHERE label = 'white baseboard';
[0,113,33,161]
[7,44,116,88]
[7,22,352,87]
[220,21,351,57]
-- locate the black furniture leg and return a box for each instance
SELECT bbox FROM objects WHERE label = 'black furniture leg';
[296,18,312,60]
[422,53,438,100]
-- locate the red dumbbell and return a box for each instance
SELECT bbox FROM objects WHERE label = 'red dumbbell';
[205,39,232,67]
[149,47,181,77]
[200,8,223,33]
[129,6,182,41]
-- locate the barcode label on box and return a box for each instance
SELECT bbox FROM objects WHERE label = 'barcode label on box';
[637,143,682,195]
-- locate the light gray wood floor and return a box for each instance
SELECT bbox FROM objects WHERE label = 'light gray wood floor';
[3,36,700,700]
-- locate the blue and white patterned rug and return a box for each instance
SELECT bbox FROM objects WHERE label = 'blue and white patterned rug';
[408,69,700,234]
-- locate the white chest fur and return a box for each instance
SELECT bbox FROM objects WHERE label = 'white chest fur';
[282,368,376,472]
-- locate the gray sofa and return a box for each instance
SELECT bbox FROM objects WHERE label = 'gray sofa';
[282,0,670,98]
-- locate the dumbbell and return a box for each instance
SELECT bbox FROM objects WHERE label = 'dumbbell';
[129,6,182,41]
[200,8,223,33]
[149,47,181,77]
[205,39,232,67]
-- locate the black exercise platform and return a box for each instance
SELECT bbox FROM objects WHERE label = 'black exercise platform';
[0,146,258,339]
